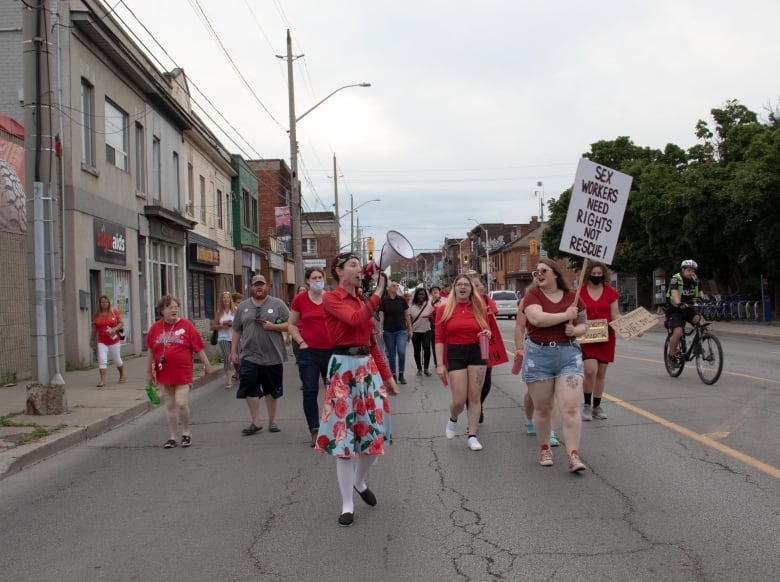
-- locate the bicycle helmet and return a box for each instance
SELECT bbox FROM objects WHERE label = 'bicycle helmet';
[681,259,698,270]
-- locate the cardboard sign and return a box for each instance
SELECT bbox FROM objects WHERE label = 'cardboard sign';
[560,158,633,264]
[577,318,609,343]
[609,307,658,340]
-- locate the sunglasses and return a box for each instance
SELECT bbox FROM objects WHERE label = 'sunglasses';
[532,268,552,278]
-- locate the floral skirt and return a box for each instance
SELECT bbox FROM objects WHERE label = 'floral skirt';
[314,353,392,458]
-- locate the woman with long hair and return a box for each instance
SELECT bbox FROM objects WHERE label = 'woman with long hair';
[288,267,333,445]
[409,287,434,376]
[213,291,238,389]
[521,258,588,472]
[314,253,399,527]
[90,295,125,388]
[434,274,490,451]
[147,295,213,449]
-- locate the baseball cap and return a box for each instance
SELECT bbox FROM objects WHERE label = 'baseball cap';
[251,274,267,285]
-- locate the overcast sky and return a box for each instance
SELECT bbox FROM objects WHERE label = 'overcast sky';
[115,0,780,254]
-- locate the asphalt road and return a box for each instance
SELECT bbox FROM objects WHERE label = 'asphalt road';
[1,323,778,581]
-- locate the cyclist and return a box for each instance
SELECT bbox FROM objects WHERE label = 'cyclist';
[666,259,706,365]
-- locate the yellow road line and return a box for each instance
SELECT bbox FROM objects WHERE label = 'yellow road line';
[603,393,780,481]
[616,354,780,385]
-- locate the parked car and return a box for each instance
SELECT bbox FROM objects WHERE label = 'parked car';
[490,290,519,319]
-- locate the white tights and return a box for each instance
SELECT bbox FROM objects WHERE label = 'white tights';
[336,456,378,514]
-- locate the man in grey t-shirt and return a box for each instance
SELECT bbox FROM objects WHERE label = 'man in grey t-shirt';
[230,273,289,435]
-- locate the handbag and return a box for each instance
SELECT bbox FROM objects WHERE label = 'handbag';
[210,329,219,346]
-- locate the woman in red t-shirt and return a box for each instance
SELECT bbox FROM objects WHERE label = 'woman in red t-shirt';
[146,295,213,449]
[434,274,490,452]
[90,295,125,387]
[522,258,589,472]
[288,267,333,445]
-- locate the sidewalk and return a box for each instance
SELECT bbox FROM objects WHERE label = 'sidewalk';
[1,319,778,480]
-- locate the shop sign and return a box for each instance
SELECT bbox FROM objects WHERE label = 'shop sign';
[94,219,126,265]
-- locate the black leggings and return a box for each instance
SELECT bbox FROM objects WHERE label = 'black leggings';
[412,330,432,371]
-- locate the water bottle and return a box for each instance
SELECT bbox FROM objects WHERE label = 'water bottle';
[145,383,161,406]
[107,326,117,341]
[511,349,524,375]
[275,318,283,324]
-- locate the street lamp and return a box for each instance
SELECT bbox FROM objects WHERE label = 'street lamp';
[348,195,380,251]
[468,218,490,294]
[280,29,371,285]
[535,181,545,256]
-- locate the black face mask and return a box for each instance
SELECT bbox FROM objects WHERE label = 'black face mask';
[589,275,604,285]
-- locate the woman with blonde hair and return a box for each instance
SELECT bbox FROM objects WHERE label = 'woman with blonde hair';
[213,291,238,389]
[90,295,125,387]
[434,274,491,451]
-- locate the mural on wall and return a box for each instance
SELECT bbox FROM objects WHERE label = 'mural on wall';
[0,117,27,234]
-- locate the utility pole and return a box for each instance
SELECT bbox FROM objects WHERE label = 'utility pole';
[333,154,340,252]
[283,30,305,285]
[23,0,66,409]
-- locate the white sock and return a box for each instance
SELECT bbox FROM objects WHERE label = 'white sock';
[336,458,356,514]
[354,455,377,492]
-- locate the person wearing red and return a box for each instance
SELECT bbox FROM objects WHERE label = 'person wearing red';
[314,252,399,527]
[146,295,213,449]
[469,274,504,424]
[522,258,588,472]
[288,267,333,445]
[90,295,125,387]
[580,261,620,421]
[434,274,491,452]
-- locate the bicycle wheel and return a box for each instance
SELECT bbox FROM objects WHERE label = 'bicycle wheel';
[664,334,684,377]
[695,332,723,385]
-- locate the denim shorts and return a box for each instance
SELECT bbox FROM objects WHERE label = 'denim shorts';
[521,339,584,383]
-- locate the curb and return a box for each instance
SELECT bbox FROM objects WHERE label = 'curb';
[0,371,221,481]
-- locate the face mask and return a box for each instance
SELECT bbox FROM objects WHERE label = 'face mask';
[589,275,604,285]
[310,281,325,292]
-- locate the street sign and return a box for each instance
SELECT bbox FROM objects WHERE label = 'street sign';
[303,259,327,268]
[560,158,633,264]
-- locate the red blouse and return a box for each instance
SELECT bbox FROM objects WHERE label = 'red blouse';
[323,287,391,381]
[94,309,121,345]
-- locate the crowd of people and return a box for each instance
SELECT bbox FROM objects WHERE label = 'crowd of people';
[95,250,668,527]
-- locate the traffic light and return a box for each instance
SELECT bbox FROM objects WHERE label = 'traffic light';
[463,254,469,265]
[529,240,538,254]
[368,251,373,261]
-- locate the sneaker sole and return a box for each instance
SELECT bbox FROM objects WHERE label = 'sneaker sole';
[570,464,586,473]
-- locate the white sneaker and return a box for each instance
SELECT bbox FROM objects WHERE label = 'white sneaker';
[591,406,607,420]
[581,403,593,421]
[445,419,458,439]
[467,436,483,451]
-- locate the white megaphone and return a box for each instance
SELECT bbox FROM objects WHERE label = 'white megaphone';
[362,230,415,289]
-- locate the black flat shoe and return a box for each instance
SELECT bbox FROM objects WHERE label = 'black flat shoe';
[241,424,262,436]
[338,512,353,527]
[354,486,377,506]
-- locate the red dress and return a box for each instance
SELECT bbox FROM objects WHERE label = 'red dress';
[580,285,619,363]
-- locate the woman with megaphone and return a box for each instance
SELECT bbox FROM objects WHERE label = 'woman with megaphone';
[314,251,399,527]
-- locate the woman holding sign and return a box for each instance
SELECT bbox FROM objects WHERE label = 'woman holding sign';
[522,258,588,472]
[579,261,620,421]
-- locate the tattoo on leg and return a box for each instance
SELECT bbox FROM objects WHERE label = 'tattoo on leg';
[475,369,485,386]
[565,375,579,390]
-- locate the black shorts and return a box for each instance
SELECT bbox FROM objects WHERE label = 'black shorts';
[667,306,697,330]
[446,343,486,371]
[236,361,283,399]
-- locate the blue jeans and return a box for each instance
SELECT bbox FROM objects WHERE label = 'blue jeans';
[383,329,409,375]
[297,348,332,431]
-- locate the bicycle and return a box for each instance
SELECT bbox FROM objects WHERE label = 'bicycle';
[663,309,724,385]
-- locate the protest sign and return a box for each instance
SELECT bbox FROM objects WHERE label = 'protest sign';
[609,306,658,340]
[576,318,609,343]
[560,158,633,264]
